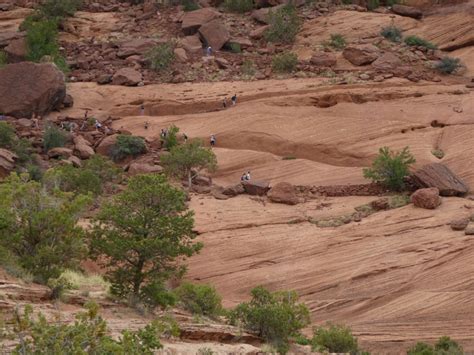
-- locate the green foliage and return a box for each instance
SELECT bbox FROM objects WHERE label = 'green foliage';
[264,5,302,44]
[90,174,202,308]
[224,0,254,13]
[43,164,102,196]
[0,51,7,68]
[11,303,163,354]
[311,323,360,354]
[43,125,67,152]
[39,0,82,20]
[381,25,402,43]
[282,155,296,160]
[175,282,223,317]
[388,194,410,209]
[83,154,122,183]
[0,174,90,285]
[408,342,435,355]
[241,59,256,76]
[431,149,444,159]
[198,348,215,355]
[0,121,15,148]
[228,42,242,53]
[407,336,464,355]
[161,139,217,188]
[293,333,311,346]
[229,286,310,354]
[163,125,180,150]
[435,57,462,74]
[181,0,200,11]
[326,33,346,50]
[363,146,416,191]
[404,35,437,49]
[272,51,298,73]
[110,134,146,162]
[367,0,379,10]
[146,42,175,72]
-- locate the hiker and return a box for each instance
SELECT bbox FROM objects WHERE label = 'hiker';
[84,110,89,119]
[210,134,216,146]
[240,173,246,182]
[160,128,167,138]
[231,94,237,106]
[183,133,188,143]
[223,97,227,109]
[206,46,212,56]
[140,104,145,116]
[0,113,5,121]
[144,121,149,129]
[245,171,251,181]
[95,119,102,130]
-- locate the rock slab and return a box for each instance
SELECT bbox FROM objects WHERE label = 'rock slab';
[411,163,468,197]
[343,44,380,66]
[411,187,441,209]
[267,182,299,205]
[242,180,270,196]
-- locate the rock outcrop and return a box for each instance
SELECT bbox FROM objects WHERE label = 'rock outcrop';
[96,134,118,156]
[342,44,380,66]
[310,52,337,67]
[73,135,95,159]
[128,162,163,175]
[450,218,469,231]
[0,62,66,118]
[117,38,157,59]
[392,4,423,19]
[112,68,142,86]
[181,8,220,35]
[411,187,441,209]
[267,182,299,205]
[0,148,17,178]
[198,20,230,50]
[242,181,270,196]
[3,37,27,63]
[411,163,469,196]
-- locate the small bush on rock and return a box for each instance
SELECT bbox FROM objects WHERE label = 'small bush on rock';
[229,286,310,354]
[146,42,175,72]
[381,25,402,43]
[224,0,253,12]
[241,59,256,77]
[43,125,67,152]
[43,164,102,196]
[175,282,223,317]
[363,146,415,191]
[39,0,82,20]
[181,0,200,11]
[435,57,462,74]
[272,51,298,73]
[404,35,437,49]
[407,336,463,355]
[163,124,180,150]
[265,5,302,44]
[109,134,146,162]
[326,33,346,50]
[367,0,379,10]
[0,121,16,148]
[311,323,360,354]
[0,51,7,68]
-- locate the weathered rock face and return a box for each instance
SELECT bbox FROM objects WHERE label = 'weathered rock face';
[222,183,245,196]
[450,218,469,231]
[112,68,142,86]
[242,180,270,196]
[117,38,157,59]
[128,162,163,175]
[372,52,402,72]
[267,182,299,205]
[0,62,66,118]
[96,134,118,156]
[411,187,441,209]
[181,8,221,35]
[4,37,27,63]
[47,147,73,159]
[181,35,203,53]
[0,148,17,178]
[310,52,337,67]
[392,4,423,19]
[411,163,469,196]
[174,47,188,62]
[342,44,380,66]
[198,20,230,50]
[251,5,284,24]
[250,25,269,39]
[370,197,390,211]
[73,135,95,159]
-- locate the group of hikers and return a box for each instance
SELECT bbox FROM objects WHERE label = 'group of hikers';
[223,94,237,109]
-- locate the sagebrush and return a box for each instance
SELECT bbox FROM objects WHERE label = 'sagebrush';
[272,52,298,73]
[264,5,302,44]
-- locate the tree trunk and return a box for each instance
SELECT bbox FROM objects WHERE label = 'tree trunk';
[188,170,192,190]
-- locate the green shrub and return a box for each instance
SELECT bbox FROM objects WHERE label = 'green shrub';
[0,174,90,286]
[311,324,360,354]
[10,303,163,354]
[272,51,298,73]
[83,154,122,182]
[163,124,180,150]
[181,0,200,11]
[363,146,415,191]
[39,0,82,20]
[264,5,302,44]
[109,134,146,162]
[43,164,102,196]
[228,42,242,53]
[282,155,296,160]
[230,286,310,354]
[404,35,437,49]
[241,59,256,76]
[224,0,254,13]
[43,125,67,151]
[408,342,435,355]
[435,57,462,74]
[367,0,379,10]
[25,163,43,181]
[0,121,15,148]
[175,282,223,317]
[381,25,402,42]
[0,51,7,68]
[12,138,33,165]
[90,174,202,309]
[326,33,346,50]
[146,42,175,72]
[431,149,444,159]
[434,336,463,354]
[293,333,311,346]
[388,194,410,209]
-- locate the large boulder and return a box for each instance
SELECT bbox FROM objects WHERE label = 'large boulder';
[181,35,203,53]
[0,62,66,118]
[198,20,230,50]
[392,4,422,19]
[0,148,17,178]
[47,147,73,159]
[342,44,380,66]
[96,134,118,156]
[410,187,441,209]
[73,135,95,159]
[4,37,27,63]
[310,52,337,67]
[222,183,245,196]
[128,162,163,175]
[251,5,284,24]
[112,68,142,86]
[267,182,299,205]
[411,163,468,197]
[371,52,402,72]
[450,218,469,231]
[242,180,270,196]
[181,8,221,35]
[117,38,157,59]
